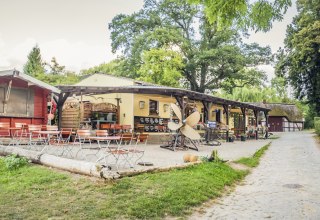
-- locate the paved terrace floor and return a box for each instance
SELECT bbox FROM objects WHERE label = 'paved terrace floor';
[7,136,272,172]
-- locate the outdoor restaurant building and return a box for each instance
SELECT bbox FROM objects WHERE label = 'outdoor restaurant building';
[0,70,60,126]
[58,73,270,140]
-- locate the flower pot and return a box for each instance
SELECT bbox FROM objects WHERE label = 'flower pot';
[240,136,246,141]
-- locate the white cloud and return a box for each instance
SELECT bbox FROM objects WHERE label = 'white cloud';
[0,36,116,72]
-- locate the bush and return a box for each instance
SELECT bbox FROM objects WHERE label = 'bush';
[314,117,320,123]
[315,120,320,136]
[3,154,29,170]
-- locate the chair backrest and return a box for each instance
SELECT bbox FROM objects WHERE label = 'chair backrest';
[0,122,10,137]
[138,133,149,144]
[96,130,108,137]
[77,129,91,138]
[114,124,122,130]
[100,123,111,129]
[0,122,10,128]
[15,122,26,128]
[27,125,42,132]
[122,125,131,131]
[44,125,59,131]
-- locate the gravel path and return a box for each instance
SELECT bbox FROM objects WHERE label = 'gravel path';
[190,131,320,220]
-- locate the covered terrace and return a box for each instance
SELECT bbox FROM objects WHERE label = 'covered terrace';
[57,85,271,140]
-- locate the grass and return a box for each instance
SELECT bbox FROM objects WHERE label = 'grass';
[235,143,271,168]
[0,159,247,219]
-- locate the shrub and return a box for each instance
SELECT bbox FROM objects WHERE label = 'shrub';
[3,154,29,170]
[315,120,320,136]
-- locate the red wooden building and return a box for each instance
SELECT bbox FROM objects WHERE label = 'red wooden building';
[0,69,60,126]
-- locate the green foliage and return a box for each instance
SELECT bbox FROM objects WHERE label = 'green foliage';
[188,0,292,31]
[236,143,270,167]
[0,161,246,219]
[23,45,46,77]
[23,45,80,85]
[80,58,125,76]
[218,86,291,103]
[315,120,320,136]
[46,57,65,75]
[276,0,320,115]
[2,154,28,170]
[109,0,272,92]
[138,48,184,87]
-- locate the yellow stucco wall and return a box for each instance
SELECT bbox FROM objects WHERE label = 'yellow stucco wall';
[133,94,175,118]
[73,74,135,126]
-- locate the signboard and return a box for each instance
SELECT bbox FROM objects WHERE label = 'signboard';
[134,116,179,132]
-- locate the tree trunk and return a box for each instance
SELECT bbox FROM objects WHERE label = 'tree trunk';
[0,145,120,179]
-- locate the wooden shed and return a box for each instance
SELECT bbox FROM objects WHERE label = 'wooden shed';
[252,102,304,132]
[0,69,60,126]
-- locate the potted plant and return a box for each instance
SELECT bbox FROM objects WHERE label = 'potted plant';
[240,133,246,141]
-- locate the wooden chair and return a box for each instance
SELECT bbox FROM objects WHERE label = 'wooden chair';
[58,128,73,157]
[25,125,45,148]
[74,130,98,160]
[122,125,132,133]
[96,130,109,137]
[120,133,137,146]
[0,122,10,145]
[126,133,149,167]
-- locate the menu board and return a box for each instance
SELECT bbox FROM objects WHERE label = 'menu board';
[134,116,179,132]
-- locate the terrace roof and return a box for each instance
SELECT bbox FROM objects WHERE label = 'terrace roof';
[0,69,60,94]
[57,85,270,112]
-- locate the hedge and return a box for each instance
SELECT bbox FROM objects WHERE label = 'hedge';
[315,120,320,136]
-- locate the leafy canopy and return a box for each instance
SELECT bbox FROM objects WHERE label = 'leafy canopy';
[276,0,320,115]
[188,0,292,31]
[138,48,184,87]
[109,0,272,93]
[23,45,46,77]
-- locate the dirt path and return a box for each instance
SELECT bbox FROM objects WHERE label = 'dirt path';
[190,131,320,219]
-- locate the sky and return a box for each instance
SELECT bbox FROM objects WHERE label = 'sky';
[0,0,297,78]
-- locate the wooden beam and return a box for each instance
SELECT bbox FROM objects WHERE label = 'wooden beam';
[264,111,269,138]
[57,92,70,129]
[241,107,246,133]
[202,101,209,122]
[223,104,230,142]
[253,110,259,140]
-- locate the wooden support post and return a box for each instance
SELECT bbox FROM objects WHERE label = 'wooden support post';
[202,101,209,123]
[240,107,246,134]
[115,98,121,124]
[223,104,229,142]
[57,92,70,130]
[253,110,258,140]
[264,111,269,138]
[174,96,183,110]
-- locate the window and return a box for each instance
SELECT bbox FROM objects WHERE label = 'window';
[7,88,28,114]
[149,100,159,115]
[216,109,221,123]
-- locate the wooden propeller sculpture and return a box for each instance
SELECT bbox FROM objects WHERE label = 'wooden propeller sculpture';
[161,103,201,151]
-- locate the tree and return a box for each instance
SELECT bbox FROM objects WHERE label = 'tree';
[80,58,125,76]
[23,45,46,77]
[276,0,320,115]
[109,0,272,93]
[188,0,292,31]
[138,48,183,87]
[47,57,65,75]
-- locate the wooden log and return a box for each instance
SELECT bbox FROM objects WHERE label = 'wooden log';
[0,145,120,179]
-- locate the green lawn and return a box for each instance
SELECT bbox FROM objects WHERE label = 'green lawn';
[236,143,271,168]
[0,159,247,219]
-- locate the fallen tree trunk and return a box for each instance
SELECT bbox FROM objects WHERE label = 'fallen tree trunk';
[0,145,119,179]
